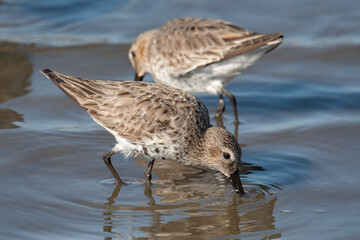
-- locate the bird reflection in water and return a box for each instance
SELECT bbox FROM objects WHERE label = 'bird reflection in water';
[0,42,32,129]
[101,158,280,239]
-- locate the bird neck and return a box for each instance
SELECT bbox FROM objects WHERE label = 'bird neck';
[185,126,217,168]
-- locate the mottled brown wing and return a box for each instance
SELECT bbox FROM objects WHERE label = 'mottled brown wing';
[150,18,282,76]
[41,69,210,142]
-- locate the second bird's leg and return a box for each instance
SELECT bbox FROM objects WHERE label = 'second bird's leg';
[222,88,239,125]
[145,158,156,183]
[215,94,225,128]
[103,150,124,185]
[215,93,225,118]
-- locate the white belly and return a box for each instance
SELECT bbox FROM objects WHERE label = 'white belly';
[153,46,270,95]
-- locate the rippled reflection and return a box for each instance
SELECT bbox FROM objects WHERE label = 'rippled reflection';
[0,42,32,129]
[101,158,280,239]
[0,108,24,129]
[103,184,123,240]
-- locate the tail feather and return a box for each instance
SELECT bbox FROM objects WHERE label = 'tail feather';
[224,32,283,60]
[40,69,103,106]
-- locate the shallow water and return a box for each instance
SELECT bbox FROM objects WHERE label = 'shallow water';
[1,1,360,239]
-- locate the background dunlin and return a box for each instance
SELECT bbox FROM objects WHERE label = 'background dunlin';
[41,69,245,195]
[1,2,359,239]
[129,17,283,123]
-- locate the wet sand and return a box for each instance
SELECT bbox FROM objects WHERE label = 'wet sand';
[0,41,359,239]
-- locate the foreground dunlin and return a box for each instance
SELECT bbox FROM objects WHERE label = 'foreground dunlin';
[129,17,283,123]
[41,69,245,195]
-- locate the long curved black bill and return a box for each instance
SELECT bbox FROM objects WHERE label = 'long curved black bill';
[134,73,144,81]
[229,169,245,196]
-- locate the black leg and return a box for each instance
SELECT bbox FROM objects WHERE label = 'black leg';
[215,93,225,118]
[145,158,155,183]
[222,88,239,125]
[215,94,225,128]
[103,150,124,185]
[234,119,239,139]
[215,114,225,128]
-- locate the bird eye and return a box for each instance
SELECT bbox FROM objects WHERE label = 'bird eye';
[223,152,231,159]
[131,51,136,58]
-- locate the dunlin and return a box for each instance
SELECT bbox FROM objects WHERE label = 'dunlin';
[41,69,245,195]
[129,17,283,123]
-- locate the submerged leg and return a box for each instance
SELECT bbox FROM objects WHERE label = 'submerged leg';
[103,150,124,185]
[222,88,239,124]
[215,93,225,118]
[145,158,155,183]
[215,94,225,128]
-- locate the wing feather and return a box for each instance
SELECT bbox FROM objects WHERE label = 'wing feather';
[150,18,283,76]
[41,69,210,143]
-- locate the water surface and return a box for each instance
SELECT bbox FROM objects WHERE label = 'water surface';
[1,1,360,239]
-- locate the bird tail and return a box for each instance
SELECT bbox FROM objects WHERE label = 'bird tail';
[40,69,104,106]
[263,32,284,53]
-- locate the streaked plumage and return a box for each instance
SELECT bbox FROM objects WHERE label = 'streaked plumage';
[41,69,245,195]
[129,17,283,122]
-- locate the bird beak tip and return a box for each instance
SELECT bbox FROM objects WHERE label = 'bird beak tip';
[229,169,245,196]
[134,73,144,81]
